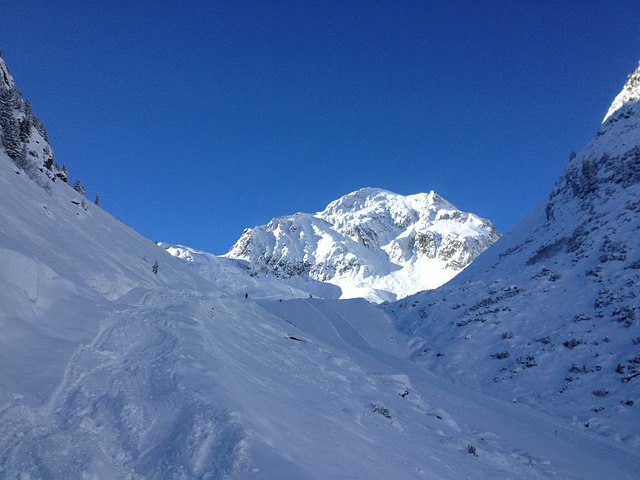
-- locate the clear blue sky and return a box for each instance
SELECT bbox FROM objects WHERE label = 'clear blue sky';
[2,1,640,254]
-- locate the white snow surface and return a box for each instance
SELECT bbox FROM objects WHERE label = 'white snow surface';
[221,188,500,303]
[160,243,341,300]
[1,55,640,479]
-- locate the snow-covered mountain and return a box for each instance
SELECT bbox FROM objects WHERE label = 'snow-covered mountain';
[2,51,639,478]
[223,188,500,302]
[389,64,640,445]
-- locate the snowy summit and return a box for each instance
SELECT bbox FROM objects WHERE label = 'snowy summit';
[603,63,640,123]
[221,187,499,302]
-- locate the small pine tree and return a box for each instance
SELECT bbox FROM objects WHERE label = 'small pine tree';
[19,99,33,141]
[19,116,31,142]
[152,261,159,274]
[24,99,32,117]
[13,144,29,171]
[32,115,48,142]
[94,192,100,206]
[73,178,86,196]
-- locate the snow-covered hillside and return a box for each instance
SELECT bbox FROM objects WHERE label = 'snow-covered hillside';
[223,188,500,302]
[159,242,335,300]
[389,64,640,446]
[2,53,639,478]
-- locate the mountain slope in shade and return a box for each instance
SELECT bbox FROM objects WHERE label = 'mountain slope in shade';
[388,64,640,445]
[224,188,500,302]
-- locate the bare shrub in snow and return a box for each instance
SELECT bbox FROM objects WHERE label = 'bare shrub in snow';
[370,404,391,419]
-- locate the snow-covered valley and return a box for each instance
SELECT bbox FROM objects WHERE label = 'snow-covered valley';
[1,53,640,479]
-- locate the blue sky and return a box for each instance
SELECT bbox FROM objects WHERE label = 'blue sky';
[2,1,640,254]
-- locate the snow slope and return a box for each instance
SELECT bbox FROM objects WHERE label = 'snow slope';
[2,54,639,478]
[160,243,342,300]
[389,63,640,446]
[223,188,499,303]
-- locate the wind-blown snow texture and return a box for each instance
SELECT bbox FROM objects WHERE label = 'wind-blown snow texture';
[223,188,500,303]
[389,64,640,446]
[1,53,640,479]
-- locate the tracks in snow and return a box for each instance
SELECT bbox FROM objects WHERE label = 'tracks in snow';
[0,290,244,479]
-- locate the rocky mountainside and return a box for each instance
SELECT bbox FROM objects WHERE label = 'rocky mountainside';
[0,53,67,185]
[224,188,500,302]
[389,64,640,445]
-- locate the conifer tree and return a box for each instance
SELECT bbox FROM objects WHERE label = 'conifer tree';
[19,99,33,142]
[73,178,86,196]
[0,89,22,160]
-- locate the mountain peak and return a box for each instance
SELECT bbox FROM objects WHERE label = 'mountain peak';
[320,187,394,215]
[576,62,640,161]
[319,188,455,221]
[602,63,640,123]
[224,188,500,302]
